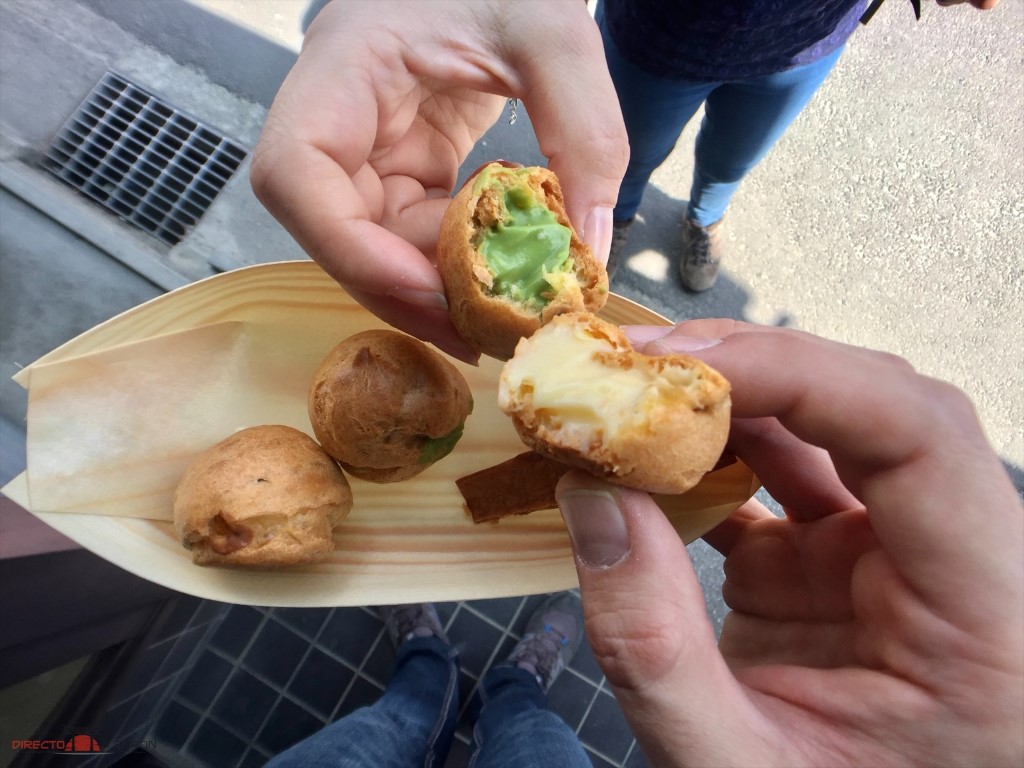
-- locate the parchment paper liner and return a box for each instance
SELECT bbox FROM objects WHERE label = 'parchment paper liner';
[1,261,759,607]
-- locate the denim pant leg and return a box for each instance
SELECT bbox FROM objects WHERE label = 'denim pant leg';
[688,45,846,226]
[266,637,459,768]
[469,666,591,768]
[598,7,716,222]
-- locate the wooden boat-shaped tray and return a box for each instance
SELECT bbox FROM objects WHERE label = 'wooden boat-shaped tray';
[1,261,757,606]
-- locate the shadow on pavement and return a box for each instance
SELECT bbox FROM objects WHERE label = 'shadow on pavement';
[1002,461,1024,503]
[609,183,792,328]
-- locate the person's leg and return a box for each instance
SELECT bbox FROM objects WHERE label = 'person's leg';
[267,607,458,768]
[598,7,717,278]
[597,8,716,224]
[688,45,847,227]
[469,593,591,768]
[678,45,847,291]
[470,667,591,768]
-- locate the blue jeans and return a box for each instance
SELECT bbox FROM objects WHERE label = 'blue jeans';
[598,11,846,227]
[265,637,591,768]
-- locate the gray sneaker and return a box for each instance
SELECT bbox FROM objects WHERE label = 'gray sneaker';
[379,603,448,648]
[680,218,724,292]
[606,218,634,281]
[505,592,584,691]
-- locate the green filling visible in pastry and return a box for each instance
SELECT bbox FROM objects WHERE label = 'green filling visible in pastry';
[419,422,466,465]
[474,167,573,309]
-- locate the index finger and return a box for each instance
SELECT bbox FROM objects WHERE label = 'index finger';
[251,52,452,303]
[681,325,1022,626]
[624,325,862,522]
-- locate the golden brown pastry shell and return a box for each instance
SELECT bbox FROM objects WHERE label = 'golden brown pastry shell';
[308,330,473,482]
[436,163,609,361]
[173,425,353,568]
[501,313,732,495]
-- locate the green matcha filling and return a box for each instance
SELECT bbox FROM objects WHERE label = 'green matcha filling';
[419,422,466,466]
[474,169,573,309]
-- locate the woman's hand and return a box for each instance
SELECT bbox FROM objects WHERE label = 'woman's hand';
[557,320,1023,766]
[251,0,628,362]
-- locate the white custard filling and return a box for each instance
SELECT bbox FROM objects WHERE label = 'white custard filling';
[498,322,698,442]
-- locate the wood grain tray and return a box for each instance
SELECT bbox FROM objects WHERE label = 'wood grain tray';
[1,261,757,606]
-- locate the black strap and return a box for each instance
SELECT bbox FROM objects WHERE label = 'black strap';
[861,0,886,23]
[861,0,921,25]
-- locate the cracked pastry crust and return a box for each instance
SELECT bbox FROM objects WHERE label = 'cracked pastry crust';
[436,163,608,361]
[173,425,353,568]
[498,313,732,494]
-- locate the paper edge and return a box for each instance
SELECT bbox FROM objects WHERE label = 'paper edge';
[14,261,317,379]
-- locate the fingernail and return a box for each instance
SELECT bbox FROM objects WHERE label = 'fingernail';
[388,287,449,311]
[558,488,630,569]
[621,325,674,346]
[583,206,614,267]
[646,336,722,355]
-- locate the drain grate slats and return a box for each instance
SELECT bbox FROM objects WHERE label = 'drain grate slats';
[61,106,238,188]
[48,132,221,210]
[42,71,247,247]
[49,130,223,212]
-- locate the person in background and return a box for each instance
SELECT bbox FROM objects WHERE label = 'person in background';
[599,0,866,289]
[597,0,999,288]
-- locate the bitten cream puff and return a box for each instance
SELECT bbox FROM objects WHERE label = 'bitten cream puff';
[436,162,608,361]
[498,313,731,494]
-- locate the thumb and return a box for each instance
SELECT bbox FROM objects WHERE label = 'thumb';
[508,8,628,265]
[555,471,766,765]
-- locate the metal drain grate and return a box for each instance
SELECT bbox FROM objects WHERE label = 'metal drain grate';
[42,71,247,247]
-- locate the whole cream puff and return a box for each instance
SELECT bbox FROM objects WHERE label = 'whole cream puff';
[308,329,473,482]
[173,425,353,568]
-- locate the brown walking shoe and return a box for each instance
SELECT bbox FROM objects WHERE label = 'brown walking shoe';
[503,592,584,692]
[379,603,448,648]
[680,218,725,292]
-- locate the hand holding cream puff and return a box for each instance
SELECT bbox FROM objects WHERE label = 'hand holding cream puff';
[437,163,608,361]
[498,313,731,494]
